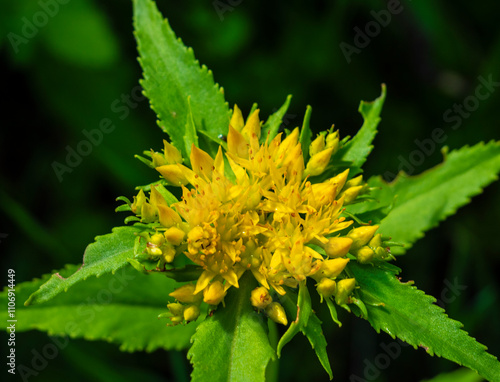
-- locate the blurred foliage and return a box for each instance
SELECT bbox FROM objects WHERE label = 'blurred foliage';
[1,0,498,381]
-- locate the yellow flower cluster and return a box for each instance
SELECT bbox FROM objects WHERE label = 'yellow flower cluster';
[130,106,388,325]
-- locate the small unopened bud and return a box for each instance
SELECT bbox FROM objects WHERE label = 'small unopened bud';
[149,233,165,246]
[317,258,349,279]
[325,130,339,151]
[324,237,353,258]
[250,287,272,309]
[163,139,183,164]
[151,150,168,167]
[356,246,375,264]
[335,278,356,305]
[131,189,147,214]
[304,147,334,177]
[164,227,186,246]
[344,175,363,188]
[369,234,382,248]
[167,303,185,316]
[309,135,325,157]
[156,164,189,186]
[329,169,350,195]
[265,302,288,326]
[147,246,163,256]
[340,185,363,204]
[316,278,336,302]
[163,244,176,263]
[203,281,227,306]
[348,225,379,251]
[169,284,202,304]
[183,304,201,322]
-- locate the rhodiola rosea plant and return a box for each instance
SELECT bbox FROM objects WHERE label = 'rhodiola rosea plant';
[4,0,500,380]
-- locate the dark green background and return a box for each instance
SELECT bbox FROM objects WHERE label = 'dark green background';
[1,0,499,381]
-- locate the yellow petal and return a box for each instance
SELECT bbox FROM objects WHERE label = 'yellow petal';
[230,104,245,132]
[149,186,167,208]
[228,125,249,159]
[156,164,189,186]
[194,270,217,294]
[242,109,261,152]
[157,205,182,227]
[163,139,183,164]
[213,146,225,176]
[190,144,214,180]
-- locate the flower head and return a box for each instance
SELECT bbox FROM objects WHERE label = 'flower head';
[130,106,391,325]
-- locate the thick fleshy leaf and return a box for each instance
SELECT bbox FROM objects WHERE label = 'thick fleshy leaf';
[349,262,500,381]
[133,0,230,160]
[1,265,196,351]
[375,141,500,254]
[188,273,275,382]
[25,226,148,305]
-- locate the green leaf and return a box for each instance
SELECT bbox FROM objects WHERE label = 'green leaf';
[133,0,230,160]
[349,262,500,381]
[154,183,179,205]
[277,281,312,356]
[188,273,275,382]
[299,105,313,161]
[377,141,500,254]
[1,264,196,351]
[261,95,293,142]
[280,286,333,379]
[184,97,200,164]
[420,368,483,382]
[25,226,148,305]
[338,84,386,174]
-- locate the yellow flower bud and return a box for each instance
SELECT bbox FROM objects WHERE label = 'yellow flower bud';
[156,164,189,186]
[316,278,336,302]
[357,246,375,264]
[317,258,349,279]
[340,185,363,204]
[149,233,165,246]
[167,303,185,316]
[304,147,334,177]
[164,226,186,246]
[147,246,163,256]
[203,281,227,305]
[369,234,382,248]
[169,284,202,304]
[250,287,272,310]
[131,189,147,214]
[335,278,356,305]
[163,244,176,263]
[230,104,245,132]
[348,225,379,251]
[170,316,184,324]
[157,205,182,228]
[324,237,353,258]
[329,169,350,195]
[151,150,168,167]
[325,130,339,151]
[344,175,363,188]
[309,135,325,157]
[265,302,288,326]
[141,202,157,223]
[183,304,201,322]
[163,139,183,164]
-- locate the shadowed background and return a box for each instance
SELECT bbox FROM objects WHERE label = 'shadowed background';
[1,0,499,381]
